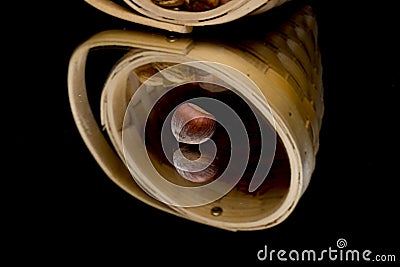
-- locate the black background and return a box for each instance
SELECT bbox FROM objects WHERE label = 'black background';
[7,0,399,265]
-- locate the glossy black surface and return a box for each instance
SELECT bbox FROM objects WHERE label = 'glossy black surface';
[7,0,399,265]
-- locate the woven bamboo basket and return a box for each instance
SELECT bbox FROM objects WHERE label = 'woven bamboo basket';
[68,4,323,231]
[84,0,293,33]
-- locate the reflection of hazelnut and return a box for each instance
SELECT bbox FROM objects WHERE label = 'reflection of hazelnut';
[171,102,216,144]
[173,147,218,183]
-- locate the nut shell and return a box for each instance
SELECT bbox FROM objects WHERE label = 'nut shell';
[152,0,185,7]
[184,0,220,11]
[173,147,218,183]
[171,102,217,144]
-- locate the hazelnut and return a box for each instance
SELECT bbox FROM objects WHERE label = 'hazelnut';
[152,0,185,7]
[184,0,220,11]
[171,102,217,144]
[173,146,218,183]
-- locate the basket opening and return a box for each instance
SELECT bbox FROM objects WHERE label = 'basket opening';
[104,60,293,224]
[139,68,291,223]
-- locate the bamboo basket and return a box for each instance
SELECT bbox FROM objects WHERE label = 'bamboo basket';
[84,0,293,33]
[68,4,323,231]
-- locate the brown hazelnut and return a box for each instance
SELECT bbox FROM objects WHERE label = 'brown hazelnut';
[152,0,185,8]
[171,102,217,144]
[184,0,220,11]
[173,146,218,183]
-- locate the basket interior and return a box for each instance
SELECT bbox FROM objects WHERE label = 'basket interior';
[113,62,292,223]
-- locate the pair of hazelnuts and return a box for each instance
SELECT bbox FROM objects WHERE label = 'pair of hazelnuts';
[170,102,219,183]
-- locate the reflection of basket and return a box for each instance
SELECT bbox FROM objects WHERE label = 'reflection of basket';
[68,4,323,231]
[85,0,292,33]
